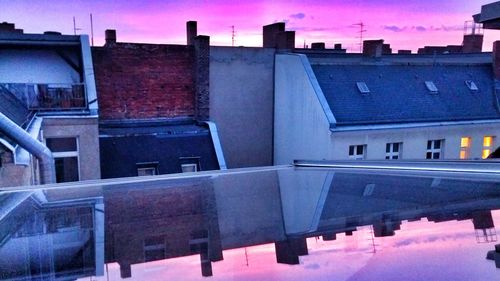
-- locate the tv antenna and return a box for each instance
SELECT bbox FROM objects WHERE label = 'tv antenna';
[352,22,366,53]
[90,13,94,46]
[73,16,82,35]
[231,25,236,46]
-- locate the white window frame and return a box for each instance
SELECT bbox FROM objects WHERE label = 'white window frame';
[137,167,157,176]
[349,145,366,160]
[181,163,198,173]
[426,139,444,159]
[385,142,402,160]
[45,137,80,182]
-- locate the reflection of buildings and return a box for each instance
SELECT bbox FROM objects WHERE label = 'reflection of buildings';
[0,189,104,280]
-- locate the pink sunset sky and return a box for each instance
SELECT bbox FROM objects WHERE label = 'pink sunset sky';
[1,0,498,52]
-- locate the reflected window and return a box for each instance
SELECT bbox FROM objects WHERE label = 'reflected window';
[349,145,366,160]
[46,137,79,183]
[180,157,201,172]
[426,139,444,159]
[460,137,471,160]
[482,136,494,159]
[137,162,158,176]
[385,142,402,160]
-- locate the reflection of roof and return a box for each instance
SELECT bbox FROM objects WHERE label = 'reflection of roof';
[311,63,499,125]
[0,86,34,149]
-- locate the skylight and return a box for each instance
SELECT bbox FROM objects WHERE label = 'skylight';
[465,80,479,91]
[356,82,370,94]
[425,81,438,93]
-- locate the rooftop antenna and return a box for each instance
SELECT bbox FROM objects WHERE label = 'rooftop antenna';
[231,25,236,47]
[73,16,82,35]
[90,13,94,46]
[352,22,366,53]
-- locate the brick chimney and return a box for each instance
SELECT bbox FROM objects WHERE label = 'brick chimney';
[105,29,116,45]
[187,21,197,46]
[494,41,500,80]
[463,34,484,53]
[276,31,295,49]
[263,22,285,48]
[194,35,210,120]
[311,42,325,49]
[363,40,384,57]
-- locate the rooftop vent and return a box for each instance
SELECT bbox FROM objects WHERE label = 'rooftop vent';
[425,81,438,93]
[465,80,479,91]
[356,82,370,94]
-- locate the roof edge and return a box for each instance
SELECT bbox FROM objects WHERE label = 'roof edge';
[203,121,227,170]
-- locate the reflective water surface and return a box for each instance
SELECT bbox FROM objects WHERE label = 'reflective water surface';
[1,162,499,280]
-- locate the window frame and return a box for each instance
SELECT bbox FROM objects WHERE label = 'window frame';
[45,137,80,182]
[348,144,366,160]
[385,142,402,160]
[136,162,159,176]
[482,136,495,159]
[426,139,444,160]
[459,137,471,160]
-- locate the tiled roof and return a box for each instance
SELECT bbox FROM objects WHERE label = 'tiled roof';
[311,64,500,125]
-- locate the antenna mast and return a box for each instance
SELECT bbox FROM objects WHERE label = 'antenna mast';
[90,13,94,46]
[231,25,235,47]
[353,22,366,53]
[73,16,82,35]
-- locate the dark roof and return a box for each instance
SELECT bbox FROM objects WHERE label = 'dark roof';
[311,63,500,125]
[99,123,220,179]
[0,85,32,128]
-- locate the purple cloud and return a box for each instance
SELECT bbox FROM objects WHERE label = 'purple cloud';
[290,12,306,19]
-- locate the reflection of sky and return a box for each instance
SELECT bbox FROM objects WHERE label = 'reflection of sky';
[1,0,499,52]
[86,210,500,281]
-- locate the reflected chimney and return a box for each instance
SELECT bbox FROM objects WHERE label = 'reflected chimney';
[187,21,197,46]
[105,29,116,45]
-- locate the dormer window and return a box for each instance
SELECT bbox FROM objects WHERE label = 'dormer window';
[356,82,370,94]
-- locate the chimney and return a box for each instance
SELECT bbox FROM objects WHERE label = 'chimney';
[398,50,412,54]
[382,43,392,55]
[463,34,484,53]
[0,22,23,34]
[187,21,197,46]
[105,29,116,45]
[334,43,342,50]
[263,22,285,48]
[363,39,384,57]
[494,41,500,80]
[276,31,295,49]
[194,35,210,120]
[311,42,325,49]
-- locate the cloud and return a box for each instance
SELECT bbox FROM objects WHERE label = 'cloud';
[415,25,426,32]
[290,12,306,19]
[383,25,405,32]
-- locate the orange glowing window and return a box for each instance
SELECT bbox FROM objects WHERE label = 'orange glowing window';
[482,136,494,159]
[459,137,471,160]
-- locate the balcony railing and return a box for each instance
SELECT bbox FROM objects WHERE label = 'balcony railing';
[1,83,87,111]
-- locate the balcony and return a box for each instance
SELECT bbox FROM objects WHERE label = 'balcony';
[0,83,87,111]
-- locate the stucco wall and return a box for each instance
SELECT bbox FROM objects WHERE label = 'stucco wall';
[210,46,275,168]
[329,123,500,160]
[274,54,332,165]
[42,117,101,180]
[0,49,79,84]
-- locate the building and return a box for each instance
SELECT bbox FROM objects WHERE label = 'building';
[275,39,500,164]
[92,25,225,179]
[0,22,101,187]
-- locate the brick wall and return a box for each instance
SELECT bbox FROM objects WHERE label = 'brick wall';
[92,44,196,120]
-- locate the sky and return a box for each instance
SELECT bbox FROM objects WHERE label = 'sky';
[1,0,498,52]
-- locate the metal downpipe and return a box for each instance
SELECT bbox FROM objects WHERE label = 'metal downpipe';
[0,112,56,184]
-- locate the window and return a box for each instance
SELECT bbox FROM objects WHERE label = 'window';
[137,162,158,176]
[179,157,201,172]
[46,137,79,183]
[465,80,479,91]
[459,137,471,159]
[349,145,366,160]
[424,81,438,93]
[426,139,444,159]
[356,82,370,94]
[385,142,402,159]
[482,136,494,159]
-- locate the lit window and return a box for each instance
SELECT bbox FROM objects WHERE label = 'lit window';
[46,137,79,183]
[385,142,402,160]
[459,137,471,159]
[137,162,158,176]
[426,139,444,159]
[425,81,438,93]
[349,145,366,160]
[465,80,479,91]
[482,136,494,159]
[356,82,370,94]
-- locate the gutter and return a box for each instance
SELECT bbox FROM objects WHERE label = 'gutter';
[0,112,56,184]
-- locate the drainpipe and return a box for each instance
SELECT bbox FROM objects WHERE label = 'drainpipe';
[0,112,56,184]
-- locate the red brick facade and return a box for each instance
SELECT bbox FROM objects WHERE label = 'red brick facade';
[92,43,196,120]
